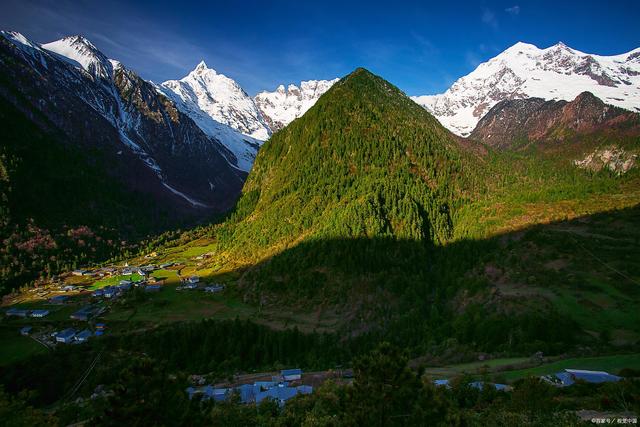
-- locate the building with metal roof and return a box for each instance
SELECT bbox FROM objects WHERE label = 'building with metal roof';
[433,379,451,388]
[281,368,302,381]
[75,330,92,343]
[469,381,511,391]
[6,308,29,317]
[56,328,76,343]
[187,380,312,406]
[543,369,621,387]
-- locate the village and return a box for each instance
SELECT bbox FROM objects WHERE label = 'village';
[0,251,635,413]
[1,253,226,350]
[184,364,624,408]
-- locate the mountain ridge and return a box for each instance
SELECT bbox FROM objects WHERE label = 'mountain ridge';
[470,91,640,150]
[413,41,640,136]
[254,77,339,132]
[0,30,246,211]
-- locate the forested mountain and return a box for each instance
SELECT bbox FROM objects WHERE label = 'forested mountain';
[211,69,472,306]
[166,67,640,352]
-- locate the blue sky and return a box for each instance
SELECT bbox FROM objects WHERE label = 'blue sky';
[1,0,638,96]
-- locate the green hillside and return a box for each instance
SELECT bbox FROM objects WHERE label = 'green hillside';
[2,67,640,426]
[207,69,474,304]
[142,68,640,353]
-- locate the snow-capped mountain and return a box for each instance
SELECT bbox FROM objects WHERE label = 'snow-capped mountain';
[254,79,339,131]
[41,35,113,81]
[159,62,267,171]
[161,61,270,140]
[0,31,245,211]
[412,42,640,136]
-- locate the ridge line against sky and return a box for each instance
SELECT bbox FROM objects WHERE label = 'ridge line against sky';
[1,0,639,96]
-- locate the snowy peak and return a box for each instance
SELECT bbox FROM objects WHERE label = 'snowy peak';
[412,41,640,136]
[42,35,113,80]
[254,78,339,131]
[160,61,271,141]
[193,60,211,73]
[1,30,50,67]
[1,30,42,52]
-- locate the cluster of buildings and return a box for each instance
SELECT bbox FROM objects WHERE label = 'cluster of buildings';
[54,328,93,344]
[92,281,134,299]
[433,368,621,392]
[187,369,311,406]
[176,275,225,293]
[179,276,200,290]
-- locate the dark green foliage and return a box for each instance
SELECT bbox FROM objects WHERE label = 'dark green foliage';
[218,68,467,260]
[90,355,202,427]
[0,319,356,407]
[111,318,356,374]
[0,386,56,426]
[347,343,456,426]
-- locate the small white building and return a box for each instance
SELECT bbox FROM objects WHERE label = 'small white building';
[30,310,50,318]
[186,276,200,284]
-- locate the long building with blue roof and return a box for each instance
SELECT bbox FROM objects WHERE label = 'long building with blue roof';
[187,377,312,406]
[543,369,621,387]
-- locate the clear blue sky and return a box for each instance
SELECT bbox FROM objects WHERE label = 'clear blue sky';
[2,0,638,96]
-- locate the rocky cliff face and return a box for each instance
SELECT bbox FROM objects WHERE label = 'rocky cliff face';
[574,146,637,174]
[0,31,246,213]
[413,42,640,136]
[470,91,640,149]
